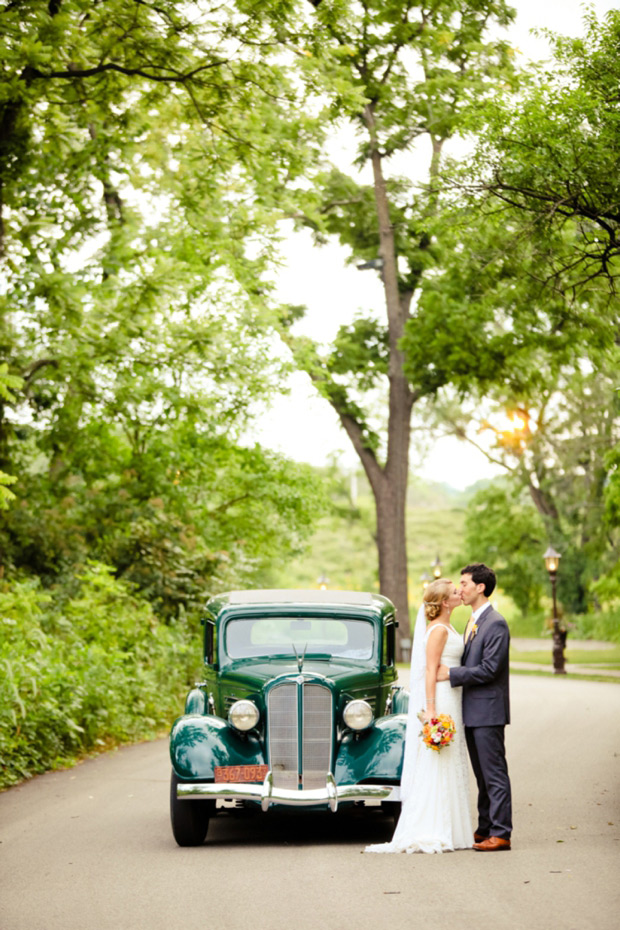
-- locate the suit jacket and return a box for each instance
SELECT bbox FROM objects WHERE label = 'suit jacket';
[449,604,510,727]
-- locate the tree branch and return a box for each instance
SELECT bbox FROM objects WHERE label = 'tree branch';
[26,60,230,83]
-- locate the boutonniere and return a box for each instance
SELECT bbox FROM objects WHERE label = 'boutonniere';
[471,624,479,637]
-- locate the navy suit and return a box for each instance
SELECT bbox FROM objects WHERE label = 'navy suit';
[449,605,512,839]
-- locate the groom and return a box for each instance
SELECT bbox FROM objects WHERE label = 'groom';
[437,562,512,851]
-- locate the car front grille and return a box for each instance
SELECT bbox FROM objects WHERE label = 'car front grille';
[267,680,333,790]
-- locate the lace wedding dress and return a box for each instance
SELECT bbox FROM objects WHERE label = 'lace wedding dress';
[366,623,473,854]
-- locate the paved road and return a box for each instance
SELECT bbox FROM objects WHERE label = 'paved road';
[1,675,619,930]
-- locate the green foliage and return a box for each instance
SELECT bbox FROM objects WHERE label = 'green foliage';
[396,8,620,621]
[266,464,551,638]
[570,608,620,645]
[329,316,389,391]
[0,1,330,605]
[1,423,326,616]
[0,470,17,510]
[274,2,521,631]
[0,564,199,788]
[456,483,548,616]
[419,340,619,616]
[400,209,613,400]
[0,364,22,509]
[470,8,620,287]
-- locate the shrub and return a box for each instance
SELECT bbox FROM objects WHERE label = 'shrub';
[0,563,200,788]
[570,608,620,644]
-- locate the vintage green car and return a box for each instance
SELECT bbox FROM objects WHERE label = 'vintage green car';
[169,589,409,846]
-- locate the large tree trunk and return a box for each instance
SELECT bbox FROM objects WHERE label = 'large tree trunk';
[339,401,412,660]
[340,389,412,657]
[366,104,416,658]
[375,455,411,658]
[287,102,421,659]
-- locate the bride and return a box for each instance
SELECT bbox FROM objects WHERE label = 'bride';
[366,578,473,854]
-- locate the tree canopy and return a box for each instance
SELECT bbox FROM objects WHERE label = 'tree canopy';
[1,0,618,626]
[272,0,519,644]
[463,7,620,289]
[0,0,327,609]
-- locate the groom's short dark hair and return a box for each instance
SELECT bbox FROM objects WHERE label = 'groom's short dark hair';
[461,562,496,597]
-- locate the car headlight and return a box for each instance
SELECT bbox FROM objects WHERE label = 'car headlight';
[343,699,374,731]
[228,700,260,732]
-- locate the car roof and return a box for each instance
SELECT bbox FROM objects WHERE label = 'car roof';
[226,589,374,606]
[204,589,396,621]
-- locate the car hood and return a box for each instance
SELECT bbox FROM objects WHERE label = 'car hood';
[218,657,381,695]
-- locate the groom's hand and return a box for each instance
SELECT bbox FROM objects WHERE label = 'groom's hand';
[436,665,450,681]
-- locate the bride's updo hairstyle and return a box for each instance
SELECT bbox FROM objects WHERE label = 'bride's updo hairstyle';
[423,578,453,621]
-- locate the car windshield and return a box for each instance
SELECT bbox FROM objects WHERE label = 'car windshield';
[225,616,375,660]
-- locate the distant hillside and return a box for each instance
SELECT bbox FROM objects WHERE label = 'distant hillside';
[261,469,528,634]
[265,469,471,602]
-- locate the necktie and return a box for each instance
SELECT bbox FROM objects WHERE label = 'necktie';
[464,614,476,642]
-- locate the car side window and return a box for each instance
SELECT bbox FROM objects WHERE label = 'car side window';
[205,620,216,665]
[383,623,395,667]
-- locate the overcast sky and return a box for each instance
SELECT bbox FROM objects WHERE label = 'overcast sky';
[247,0,615,490]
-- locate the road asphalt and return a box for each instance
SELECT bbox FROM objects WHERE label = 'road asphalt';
[1,674,618,930]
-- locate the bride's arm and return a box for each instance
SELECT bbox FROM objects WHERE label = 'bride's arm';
[422,626,449,721]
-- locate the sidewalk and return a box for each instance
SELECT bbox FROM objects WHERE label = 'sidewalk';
[510,637,620,679]
[511,637,615,651]
[510,660,620,678]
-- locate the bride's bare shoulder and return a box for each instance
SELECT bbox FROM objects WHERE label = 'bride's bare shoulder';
[425,622,450,639]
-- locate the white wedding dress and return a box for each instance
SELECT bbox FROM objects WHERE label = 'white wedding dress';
[366,623,473,854]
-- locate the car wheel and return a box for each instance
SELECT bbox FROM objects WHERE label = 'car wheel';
[170,770,215,846]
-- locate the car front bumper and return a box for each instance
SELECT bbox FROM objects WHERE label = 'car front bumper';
[176,771,401,812]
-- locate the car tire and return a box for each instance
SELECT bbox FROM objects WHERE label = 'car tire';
[170,770,214,846]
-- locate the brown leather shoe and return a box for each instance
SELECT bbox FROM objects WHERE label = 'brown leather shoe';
[474,832,488,843]
[473,836,511,852]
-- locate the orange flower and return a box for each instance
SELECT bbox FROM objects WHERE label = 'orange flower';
[417,710,456,751]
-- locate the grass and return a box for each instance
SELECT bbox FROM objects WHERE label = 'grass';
[268,477,470,599]
[510,645,620,668]
[509,668,620,683]
[395,663,620,683]
[268,479,549,639]
[267,472,617,658]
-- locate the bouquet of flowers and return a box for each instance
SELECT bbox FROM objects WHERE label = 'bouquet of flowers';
[417,711,456,752]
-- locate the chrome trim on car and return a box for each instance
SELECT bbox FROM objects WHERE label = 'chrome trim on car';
[267,678,333,790]
[177,772,400,809]
[260,770,274,812]
[301,683,333,787]
[384,682,401,716]
[326,772,338,812]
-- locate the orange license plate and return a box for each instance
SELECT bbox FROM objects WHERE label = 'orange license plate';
[214,764,269,783]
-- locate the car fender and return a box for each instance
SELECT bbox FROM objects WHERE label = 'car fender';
[391,687,409,715]
[334,714,407,785]
[184,688,207,715]
[170,714,265,780]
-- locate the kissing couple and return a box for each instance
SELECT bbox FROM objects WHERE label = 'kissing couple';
[366,562,512,854]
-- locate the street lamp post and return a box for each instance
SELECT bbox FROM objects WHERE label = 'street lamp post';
[432,556,442,579]
[543,546,566,675]
[317,572,329,590]
[420,571,431,589]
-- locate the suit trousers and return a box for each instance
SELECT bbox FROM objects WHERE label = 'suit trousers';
[465,725,512,839]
